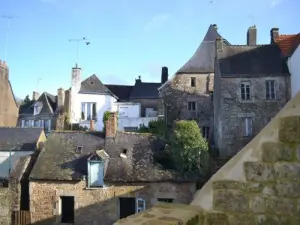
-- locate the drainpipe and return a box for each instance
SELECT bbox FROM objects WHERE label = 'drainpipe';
[8,148,12,176]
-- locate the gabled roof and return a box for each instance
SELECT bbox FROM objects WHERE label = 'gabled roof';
[130,81,161,99]
[29,132,106,180]
[0,127,44,151]
[79,74,116,98]
[177,24,230,74]
[105,84,133,101]
[217,44,289,76]
[275,33,300,57]
[29,131,198,182]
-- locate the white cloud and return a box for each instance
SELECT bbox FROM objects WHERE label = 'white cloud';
[144,13,173,33]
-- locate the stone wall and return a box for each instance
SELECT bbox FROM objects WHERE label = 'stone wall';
[29,180,196,225]
[114,87,300,225]
[160,73,214,137]
[0,61,18,127]
[215,75,290,156]
[0,186,11,225]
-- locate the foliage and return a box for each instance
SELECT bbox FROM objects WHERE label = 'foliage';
[138,119,165,137]
[24,95,30,103]
[171,120,210,175]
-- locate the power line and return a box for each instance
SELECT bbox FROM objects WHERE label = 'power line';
[1,15,19,61]
[68,37,90,66]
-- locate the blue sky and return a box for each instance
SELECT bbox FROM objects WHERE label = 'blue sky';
[0,0,299,99]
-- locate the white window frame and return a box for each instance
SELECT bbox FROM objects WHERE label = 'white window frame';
[21,120,25,127]
[81,102,97,121]
[266,80,276,100]
[187,101,196,111]
[244,117,253,137]
[136,198,146,213]
[240,82,251,100]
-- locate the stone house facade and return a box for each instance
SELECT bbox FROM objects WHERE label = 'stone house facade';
[0,60,19,127]
[214,26,291,157]
[158,24,230,141]
[28,113,198,225]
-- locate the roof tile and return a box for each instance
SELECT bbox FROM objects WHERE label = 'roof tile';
[275,34,300,57]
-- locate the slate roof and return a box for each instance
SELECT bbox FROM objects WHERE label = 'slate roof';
[10,155,31,180]
[177,24,230,74]
[217,44,289,76]
[130,81,161,99]
[79,75,116,97]
[30,132,106,180]
[30,132,198,182]
[0,128,43,151]
[275,33,300,57]
[105,84,133,101]
[19,92,57,115]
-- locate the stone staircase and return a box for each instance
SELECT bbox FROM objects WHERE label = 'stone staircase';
[114,92,300,225]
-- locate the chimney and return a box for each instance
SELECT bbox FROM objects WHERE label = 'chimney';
[105,112,117,138]
[90,120,94,131]
[215,37,223,52]
[71,64,82,91]
[135,76,142,84]
[57,88,65,110]
[32,91,40,101]
[270,28,279,43]
[161,67,168,84]
[212,24,218,31]
[0,60,9,82]
[247,25,257,46]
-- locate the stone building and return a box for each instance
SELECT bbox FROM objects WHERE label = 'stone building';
[28,112,198,225]
[213,26,291,157]
[0,60,19,127]
[158,24,230,141]
[18,89,69,133]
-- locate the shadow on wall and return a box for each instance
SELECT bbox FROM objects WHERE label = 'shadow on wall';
[30,185,147,225]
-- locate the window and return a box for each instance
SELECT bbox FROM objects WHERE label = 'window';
[34,120,39,127]
[190,77,196,87]
[81,102,97,121]
[88,161,104,187]
[187,102,196,111]
[266,80,276,100]
[157,198,173,203]
[136,198,146,213]
[24,120,29,127]
[202,127,210,139]
[240,82,251,100]
[124,127,138,132]
[244,117,253,137]
[33,102,43,116]
[44,119,51,132]
[60,196,74,223]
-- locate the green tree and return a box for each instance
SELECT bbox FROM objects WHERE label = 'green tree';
[171,120,210,175]
[24,95,30,103]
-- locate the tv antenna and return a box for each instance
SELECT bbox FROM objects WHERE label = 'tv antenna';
[1,15,19,61]
[36,78,42,93]
[68,37,90,66]
[248,14,255,25]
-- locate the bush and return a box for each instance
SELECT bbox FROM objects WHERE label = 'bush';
[138,119,165,137]
[171,120,209,174]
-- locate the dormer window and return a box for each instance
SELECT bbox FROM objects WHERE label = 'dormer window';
[87,150,109,188]
[33,102,43,116]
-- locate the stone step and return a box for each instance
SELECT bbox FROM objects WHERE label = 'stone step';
[278,116,300,143]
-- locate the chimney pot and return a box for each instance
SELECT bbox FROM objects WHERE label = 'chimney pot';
[270,27,279,43]
[32,91,40,101]
[161,67,169,84]
[105,112,117,138]
[247,25,257,46]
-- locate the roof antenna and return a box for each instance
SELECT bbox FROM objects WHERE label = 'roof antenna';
[1,15,19,61]
[248,14,255,26]
[36,78,42,93]
[68,37,90,66]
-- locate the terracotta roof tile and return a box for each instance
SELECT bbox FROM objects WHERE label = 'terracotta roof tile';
[275,34,300,57]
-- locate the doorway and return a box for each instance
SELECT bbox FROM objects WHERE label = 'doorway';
[119,197,136,219]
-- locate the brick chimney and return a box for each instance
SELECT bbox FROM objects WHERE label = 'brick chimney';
[105,112,117,138]
[247,25,257,46]
[161,67,168,84]
[57,88,65,112]
[32,91,40,101]
[270,28,279,43]
[90,120,94,131]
